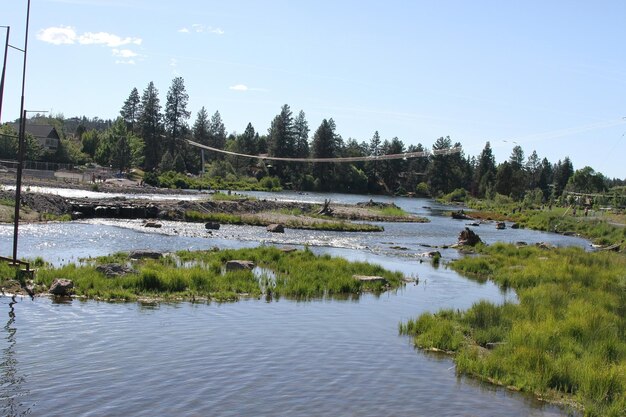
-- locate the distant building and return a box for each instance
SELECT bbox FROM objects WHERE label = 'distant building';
[9,123,60,151]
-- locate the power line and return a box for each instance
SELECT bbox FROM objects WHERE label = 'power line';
[186,139,461,163]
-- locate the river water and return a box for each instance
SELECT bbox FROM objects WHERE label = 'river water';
[0,189,586,416]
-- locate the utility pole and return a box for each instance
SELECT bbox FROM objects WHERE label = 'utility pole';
[12,0,31,263]
[0,26,9,123]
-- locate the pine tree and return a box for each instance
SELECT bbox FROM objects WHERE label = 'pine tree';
[120,87,141,134]
[208,110,226,160]
[164,77,191,156]
[138,81,163,171]
[267,104,295,180]
[473,141,497,197]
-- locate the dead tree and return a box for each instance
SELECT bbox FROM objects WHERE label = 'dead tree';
[317,199,334,216]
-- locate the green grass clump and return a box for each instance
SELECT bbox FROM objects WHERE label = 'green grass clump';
[400,244,626,416]
[376,206,408,217]
[184,210,383,232]
[34,247,404,302]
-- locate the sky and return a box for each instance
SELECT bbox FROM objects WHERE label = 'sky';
[2,0,625,179]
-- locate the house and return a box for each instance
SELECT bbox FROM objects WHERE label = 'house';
[10,123,60,151]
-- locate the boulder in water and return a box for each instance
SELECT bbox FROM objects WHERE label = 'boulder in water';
[458,227,482,246]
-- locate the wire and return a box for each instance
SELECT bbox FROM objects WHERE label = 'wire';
[186,140,461,163]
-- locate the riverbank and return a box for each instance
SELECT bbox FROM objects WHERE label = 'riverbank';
[455,202,626,251]
[0,186,429,232]
[400,243,626,416]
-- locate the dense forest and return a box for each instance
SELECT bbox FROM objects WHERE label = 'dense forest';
[1,76,624,204]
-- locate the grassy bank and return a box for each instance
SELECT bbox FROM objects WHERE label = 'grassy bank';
[399,243,626,416]
[19,247,404,302]
[466,201,626,249]
[184,210,384,232]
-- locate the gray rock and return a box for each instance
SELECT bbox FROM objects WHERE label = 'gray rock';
[129,250,163,260]
[144,222,162,228]
[458,227,482,246]
[226,260,256,271]
[49,279,74,296]
[266,223,285,233]
[205,222,220,230]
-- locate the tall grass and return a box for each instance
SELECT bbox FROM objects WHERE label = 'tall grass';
[34,247,404,302]
[400,244,626,416]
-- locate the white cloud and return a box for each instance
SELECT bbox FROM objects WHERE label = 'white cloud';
[37,26,77,45]
[112,48,137,58]
[37,26,142,48]
[78,32,142,47]
[229,84,249,91]
[37,26,142,63]
[209,28,225,35]
[178,27,190,33]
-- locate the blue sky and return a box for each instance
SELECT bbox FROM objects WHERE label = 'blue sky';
[2,0,625,178]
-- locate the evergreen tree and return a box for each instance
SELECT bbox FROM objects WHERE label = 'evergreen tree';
[267,104,295,180]
[538,157,553,200]
[138,81,163,171]
[495,161,513,196]
[293,110,310,158]
[553,156,574,196]
[508,145,527,199]
[164,77,191,156]
[311,118,339,187]
[427,136,467,195]
[525,150,541,190]
[379,137,406,192]
[365,131,382,192]
[208,110,227,160]
[473,141,497,197]
[120,87,141,133]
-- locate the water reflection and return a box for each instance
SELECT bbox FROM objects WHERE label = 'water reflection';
[1,297,31,417]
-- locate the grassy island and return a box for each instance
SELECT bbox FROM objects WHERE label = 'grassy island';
[399,243,626,416]
[2,247,405,302]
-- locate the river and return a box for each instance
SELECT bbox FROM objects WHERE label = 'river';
[0,189,585,416]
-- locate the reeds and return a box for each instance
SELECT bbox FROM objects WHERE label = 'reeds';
[31,247,404,302]
[400,244,626,416]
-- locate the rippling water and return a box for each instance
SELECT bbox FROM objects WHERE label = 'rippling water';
[0,189,586,416]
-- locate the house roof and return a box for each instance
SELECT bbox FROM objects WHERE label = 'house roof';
[10,123,60,139]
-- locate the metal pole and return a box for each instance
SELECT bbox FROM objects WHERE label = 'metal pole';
[0,26,9,123]
[12,0,31,263]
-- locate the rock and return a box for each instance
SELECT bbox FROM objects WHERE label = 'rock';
[129,250,163,260]
[226,260,256,271]
[279,247,298,253]
[451,210,473,220]
[96,263,136,277]
[144,222,162,228]
[496,222,506,230]
[467,222,480,227]
[205,222,220,230]
[71,211,84,220]
[511,223,520,229]
[49,279,74,296]
[458,227,482,246]
[353,275,388,284]
[422,250,441,258]
[267,224,285,233]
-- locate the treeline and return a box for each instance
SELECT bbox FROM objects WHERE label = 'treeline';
[1,76,624,202]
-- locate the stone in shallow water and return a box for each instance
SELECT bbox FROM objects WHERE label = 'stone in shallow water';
[49,278,74,296]
[266,224,285,233]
